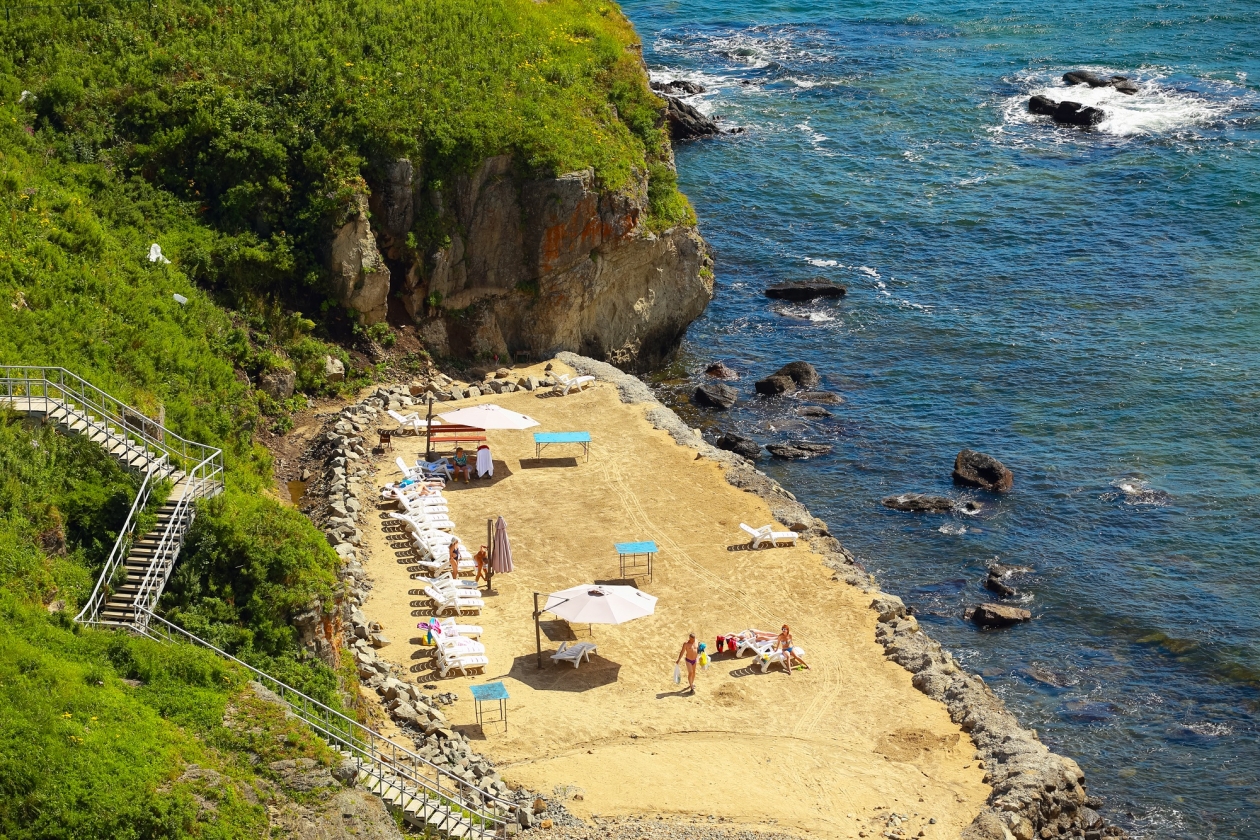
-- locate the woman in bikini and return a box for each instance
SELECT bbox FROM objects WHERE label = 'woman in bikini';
[776,624,810,671]
[448,537,464,579]
[473,544,489,585]
[676,633,700,692]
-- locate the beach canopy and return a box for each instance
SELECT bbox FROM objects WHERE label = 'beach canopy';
[437,404,539,430]
[543,584,657,625]
[490,516,513,574]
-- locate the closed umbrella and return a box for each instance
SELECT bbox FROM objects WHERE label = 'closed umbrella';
[487,515,513,593]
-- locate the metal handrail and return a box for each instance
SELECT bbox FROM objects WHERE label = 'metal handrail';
[73,465,158,624]
[0,365,221,476]
[130,454,223,629]
[134,610,517,838]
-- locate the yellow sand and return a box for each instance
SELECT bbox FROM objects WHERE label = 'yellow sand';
[357,364,988,838]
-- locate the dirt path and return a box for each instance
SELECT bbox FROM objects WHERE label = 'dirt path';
[356,366,988,838]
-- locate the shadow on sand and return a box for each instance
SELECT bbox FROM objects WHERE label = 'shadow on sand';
[518,457,579,470]
[503,653,621,692]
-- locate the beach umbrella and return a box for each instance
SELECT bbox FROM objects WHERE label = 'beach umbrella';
[437,404,539,430]
[543,584,657,625]
[486,515,513,593]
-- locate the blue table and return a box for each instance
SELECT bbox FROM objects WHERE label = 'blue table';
[533,431,591,462]
[615,540,657,582]
[469,681,510,731]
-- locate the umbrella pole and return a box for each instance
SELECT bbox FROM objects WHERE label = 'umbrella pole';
[533,592,543,669]
[485,517,494,593]
[424,395,437,462]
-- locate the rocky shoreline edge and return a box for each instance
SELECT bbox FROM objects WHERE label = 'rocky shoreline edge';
[556,352,1123,840]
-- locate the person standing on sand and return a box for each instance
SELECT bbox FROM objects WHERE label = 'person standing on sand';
[676,633,700,692]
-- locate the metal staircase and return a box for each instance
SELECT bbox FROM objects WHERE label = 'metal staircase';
[0,365,223,628]
[0,365,517,838]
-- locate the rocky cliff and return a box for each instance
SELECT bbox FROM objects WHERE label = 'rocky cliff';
[330,155,712,371]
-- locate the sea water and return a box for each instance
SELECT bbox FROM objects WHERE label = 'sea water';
[618,0,1260,836]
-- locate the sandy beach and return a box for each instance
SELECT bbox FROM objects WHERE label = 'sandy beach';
[356,363,989,838]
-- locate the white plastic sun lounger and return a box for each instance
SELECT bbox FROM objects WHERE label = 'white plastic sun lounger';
[387,409,424,434]
[735,635,776,658]
[740,522,798,549]
[434,635,486,657]
[397,456,451,481]
[437,617,482,639]
[425,585,483,612]
[758,645,805,674]
[412,572,479,593]
[437,653,489,678]
[550,641,598,668]
[552,372,595,396]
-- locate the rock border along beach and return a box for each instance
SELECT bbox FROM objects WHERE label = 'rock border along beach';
[555,353,1123,840]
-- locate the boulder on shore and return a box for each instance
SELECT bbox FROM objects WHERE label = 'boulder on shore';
[882,493,955,514]
[965,603,1031,628]
[772,361,821,389]
[694,382,738,410]
[952,449,1014,492]
[764,280,848,301]
[1063,70,1139,94]
[767,442,832,460]
[754,374,794,396]
[663,95,721,141]
[715,433,761,460]
[704,361,739,380]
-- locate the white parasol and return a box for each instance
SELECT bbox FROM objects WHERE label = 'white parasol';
[437,404,539,430]
[543,584,657,625]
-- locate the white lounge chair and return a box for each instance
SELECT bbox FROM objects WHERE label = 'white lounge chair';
[550,641,598,668]
[434,634,486,657]
[437,617,482,639]
[397,456,451,482]
[436,653,488,678]
[412,573,480,593]
[387,409,424,434]
[552,372,595,396]
[758,645,805,674]
[426,582,484,607]
[740,523,798,549]
[426,589,483,617]
[735,635,776,658]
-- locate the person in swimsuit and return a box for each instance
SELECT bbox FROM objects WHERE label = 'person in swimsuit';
[676,632,700,692]
[473,545,489,585]
[452,447,471,482]
[776,624,810,671]
[448,537,463,578]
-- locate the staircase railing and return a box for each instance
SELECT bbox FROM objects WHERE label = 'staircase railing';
[0,365,222,478]
[73,465,159,624]
[137,610,517,838]
[129,453,223,630]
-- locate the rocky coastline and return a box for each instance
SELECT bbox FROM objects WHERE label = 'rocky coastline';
[556,352,1124,840]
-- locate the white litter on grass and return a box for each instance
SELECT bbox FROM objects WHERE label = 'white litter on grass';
[172,293,188,305]
[147,243,171,264]
[19,91,33,103]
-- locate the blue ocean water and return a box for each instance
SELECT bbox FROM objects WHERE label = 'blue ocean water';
[618,0,1260,836]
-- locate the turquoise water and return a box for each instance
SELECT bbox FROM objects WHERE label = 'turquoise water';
[620,0,1260,836]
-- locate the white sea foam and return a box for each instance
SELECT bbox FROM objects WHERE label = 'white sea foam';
[858,266,880,278]
[775,306,836,323]
[806,258,840,267]
[1105,477,1172,506]
[999,67,1248,139]
[938,523,968,535]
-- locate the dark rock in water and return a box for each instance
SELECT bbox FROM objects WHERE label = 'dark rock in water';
[984,573,1016,597]
[796,406,831,418]
[767,442,833,460]
[1027,95,1106,127]
[694,382,738,409]
[882,493,955,513]
[764,279,848,301]
[798,390,844,405]
[1028,94,1058,115]
[754,374,794,396]
[952,449,1014,492]
[1063,70,1139,95]
[704,361,739,380]
[772,361,821,389]
[988,561,1033,578]
[959,500,983,514]
[663,95,721,141]
[965,603,1032,627]
[652,79,706,95]
[715,433,761,460]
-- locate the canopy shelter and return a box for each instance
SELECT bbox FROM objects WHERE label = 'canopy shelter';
[533,584,658,667]
[438,404,540,430]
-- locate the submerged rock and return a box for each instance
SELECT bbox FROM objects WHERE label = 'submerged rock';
[767,441,833,460]
[796,406,831,418]
[965,603,1032,627]
[952,449,1014,492]
[1028,95,1106,127]
[798,390,845,405]
[1063,70,1139,94]
[984,574,1016,597]
[754,374,794,395]
[694,382,738,409]
[882,493,955,513]
[764,279,848,301]
[715,433,761,460]
[772,361,821,389]
[704,361,739,379]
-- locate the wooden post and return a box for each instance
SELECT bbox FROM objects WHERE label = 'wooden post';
[485,517,494,593]
[423,395,436,462]
[533,592,543,669]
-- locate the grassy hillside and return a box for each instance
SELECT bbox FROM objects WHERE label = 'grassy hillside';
[0,1,683,834]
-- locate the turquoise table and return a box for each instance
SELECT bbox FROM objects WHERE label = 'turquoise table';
[469,681,509,731]
[533,431,591,462]
[615,540,657,582]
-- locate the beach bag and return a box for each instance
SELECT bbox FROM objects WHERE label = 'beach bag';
[672,664,681,684]
[715,636,725,654]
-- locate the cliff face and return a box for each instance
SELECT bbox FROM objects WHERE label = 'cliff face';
[334,155,712,371]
